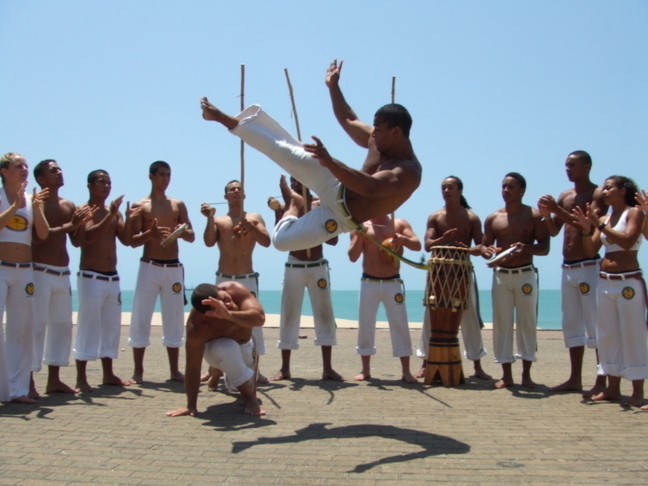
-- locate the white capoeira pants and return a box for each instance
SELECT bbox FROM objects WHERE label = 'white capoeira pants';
[491,265,538,364]
[128,260,185,349]
[417,272,487,361]
[215,272,265,355]
[230,105,361,251]
[561,260,600,349]
[203,338,255,390]
[73,272,122,361]
[0,263,35,401]
[357,278,413,357]
[278,256,337,350]
[32,265,73,372]
[596,271,648,380]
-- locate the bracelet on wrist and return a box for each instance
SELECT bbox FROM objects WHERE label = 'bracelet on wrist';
[582,231,592,237]
[598,222,607,231]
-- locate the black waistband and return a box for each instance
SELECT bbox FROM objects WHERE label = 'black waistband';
[563,255,601,265]
[362,272,400,280]
[81,269,118,276]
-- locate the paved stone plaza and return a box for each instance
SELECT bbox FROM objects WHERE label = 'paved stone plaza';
[1,325,647,485]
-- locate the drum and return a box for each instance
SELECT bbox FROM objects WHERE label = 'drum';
[424,246,473,386]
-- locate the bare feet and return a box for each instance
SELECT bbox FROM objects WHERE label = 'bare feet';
[207,375,220,392]
[354,372,371,381]
[414,367,426,379]
[10,395,37,404]
[592,390,622,402]
[322,369,345,382]
[103,374,135,387]
[402,372,418,384]
[521,376,537,388]
[244,397,266,416]
[200,97,239,130]
[641,404,648,411]
[76,380,93,393]
[270,370,291,381]
[582,380,607,399]
[200,371,211,382]
[256,372,269,384]
[131,372,143,384]
[170,371,185,383]
[46,381,78,394]
[494,378,514,389]
[472,369,493,381]
[29,375,41,399]
[550,378,583,393]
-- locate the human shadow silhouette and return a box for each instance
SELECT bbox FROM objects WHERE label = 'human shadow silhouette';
[231,422,470,473]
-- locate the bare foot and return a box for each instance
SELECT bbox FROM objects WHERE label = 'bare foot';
[10,395,37,404]
[623,393,644,408]
[200,97,222,121]
[414,367,426,379]
[170,371,185,383]
[76,380,93,393]
[322,369,345,382]
[402,372,418,384]
[641,404,648,411]
[29,377,40,399]
[550,379,583,392]
[592,390,622,402]
[200,371,210,382]
[582,384,606,399]
[244,398,266,416]
[46,381,78,394]
[207,375,220,392]
[521,376,537,388]
[270,370,291,381]
[131,372,143,384]
[103,374,134,387]
[256,372,269,384]
[472,369,493,381]
[354,372,371,381]
[494,378,514,389]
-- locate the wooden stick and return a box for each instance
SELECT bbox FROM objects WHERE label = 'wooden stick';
[390,76,396,237]
[240,64,245,214]
[284,68,311,258]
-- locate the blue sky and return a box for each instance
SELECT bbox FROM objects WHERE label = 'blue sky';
[2,1,647,291]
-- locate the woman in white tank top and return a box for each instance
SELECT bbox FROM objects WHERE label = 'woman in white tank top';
[573,175,646,408]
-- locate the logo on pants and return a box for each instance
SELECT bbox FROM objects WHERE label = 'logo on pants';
[622,287,635,300]
[579,282,590,295]
[25,282,34,296]
[172,282,182,294]
[317,278,327,289]
[325,219,338,233]
[394,293,404,304]
[522,284,533,295]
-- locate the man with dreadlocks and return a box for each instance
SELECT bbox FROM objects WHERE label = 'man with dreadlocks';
[415,176,493,381]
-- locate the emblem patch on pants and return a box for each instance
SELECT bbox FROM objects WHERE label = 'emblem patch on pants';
[25,282,34,295]
[522,284,533,295]
[317,278,327,289]
[579,282,590,294]
[172,282,182,294]
[394,293,404,304]
[325,219,338,233]
[622,287,635,300]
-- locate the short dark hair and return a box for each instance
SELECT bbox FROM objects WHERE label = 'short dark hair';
[191,283,219,314]
[33,159,56,181]
[606,175,639,207]
[444,175,471,210]
[87,170,109,184]
[149,160,170,175]
[224,179,240,195]
[505,172,527,189]
[569,150,592,166]
[0,153,20,184]
[374,104,412,138]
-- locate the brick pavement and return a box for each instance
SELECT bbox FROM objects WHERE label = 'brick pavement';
[1,325,647,485]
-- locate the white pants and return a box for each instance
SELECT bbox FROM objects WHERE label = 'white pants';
[491,265,538,364]
[128,260,185,348]
[215,272,265,355]
[203,338,255,389]
[596,272,648,380]
[73,272,121,361]
[278,256,337,350]
[357,278,413,357]
[32,265,73,371]
[561,261,599,349]
[231,105,360,251]
[0,264,35,401]
[417,272,487,361]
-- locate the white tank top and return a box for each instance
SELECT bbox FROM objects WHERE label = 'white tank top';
[0,187,33,245]
[602,207,642,253]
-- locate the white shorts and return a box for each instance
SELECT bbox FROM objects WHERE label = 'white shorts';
[561,260,599,349]
[203,338,255,389]
[491,265,538,364]
[277,256,337,350]
[231,105,360,251]
[73,271,122,361]
[32,264,73,371]
[596,271,648,380]
[215,272,265,355]
[0,263,35,401]
[417,271,487,361]
[357,277,412,357]
[128,260,185,348]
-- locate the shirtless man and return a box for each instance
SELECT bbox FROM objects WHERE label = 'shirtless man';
[166,282,266,417]
[200,60,421,252]
[268,175,344,382]
[201,179,270,387]
[31,159,94,396]
[128,161,195,384]
[0,153,49,403]
[483,172,550,389]
[72,170,138,392]
[537,151,608,395]
[348,214,421,382]
[415,176,492,381]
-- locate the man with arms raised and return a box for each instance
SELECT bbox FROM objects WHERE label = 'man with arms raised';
[537,151,608,395]
[483,172,550,389]
[72,170,137,392]
[0,153,49,403]
[31,159,94,396]
[268,175,343,382]
[199,59,421,252]
[128,161,195,384]
[348,214,421,382]
[201,179,270,386]
[415,176,492,380]
[166,282,266,417]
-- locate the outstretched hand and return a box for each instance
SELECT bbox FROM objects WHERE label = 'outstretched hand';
[32,186,49,208]
[109,195,124,215]
[125,202,142,220]
[325,59,343,87]
[636,189,648,211]
[303,136,333,167]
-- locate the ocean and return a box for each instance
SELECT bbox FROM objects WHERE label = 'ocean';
[72,289,563,330]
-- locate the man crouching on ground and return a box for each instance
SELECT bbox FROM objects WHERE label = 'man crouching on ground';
[167,282,266,417]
